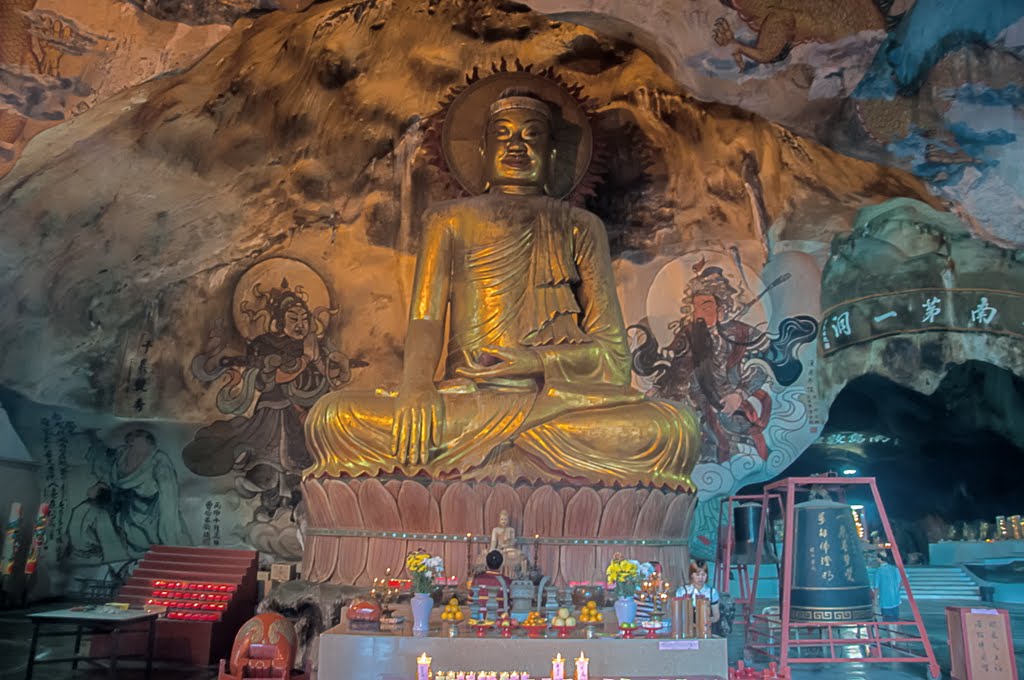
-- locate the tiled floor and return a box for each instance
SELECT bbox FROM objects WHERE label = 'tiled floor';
[1,599,1022,679]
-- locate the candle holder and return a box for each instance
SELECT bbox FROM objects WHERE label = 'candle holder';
[574,651,589,680]
[416,652,431,680]
[551,652,565,680]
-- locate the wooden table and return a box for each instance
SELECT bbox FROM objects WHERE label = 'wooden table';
[25,607,159,679]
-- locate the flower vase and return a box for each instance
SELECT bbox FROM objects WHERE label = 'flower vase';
[614,596,637,626]
[411,592,433,632]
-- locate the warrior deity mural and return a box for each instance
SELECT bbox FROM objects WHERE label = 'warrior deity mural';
[629,251,820,557]
[185,258,360,535]
[631,261,816,464]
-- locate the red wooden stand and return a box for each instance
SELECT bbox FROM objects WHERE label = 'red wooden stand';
[743,477,940,679]
[97,546,258,665]
[946,606,1018,680]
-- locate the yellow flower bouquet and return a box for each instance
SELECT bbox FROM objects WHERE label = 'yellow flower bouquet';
[406,549,444,594]
[605,554,654,598]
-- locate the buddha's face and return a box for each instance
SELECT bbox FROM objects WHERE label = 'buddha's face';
[484,106,552,192]
[499,511,509,527]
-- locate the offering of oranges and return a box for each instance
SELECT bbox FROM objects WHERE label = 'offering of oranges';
[578,600,604,624]
[523,611,547,626]
[440,598,464,623]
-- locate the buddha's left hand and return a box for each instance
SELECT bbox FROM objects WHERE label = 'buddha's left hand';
[456,346,542,380]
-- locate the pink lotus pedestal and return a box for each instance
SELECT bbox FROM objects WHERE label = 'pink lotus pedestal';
[300,477,695,586]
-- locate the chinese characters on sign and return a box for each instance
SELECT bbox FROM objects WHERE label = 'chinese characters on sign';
[821,289,1024,356]
[958,608,1016,680]
[812,511,857,585]
[39,414,71,560]
[970,298,997,326]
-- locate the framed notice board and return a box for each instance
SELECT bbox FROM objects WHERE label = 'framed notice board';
[946,606,1018,680]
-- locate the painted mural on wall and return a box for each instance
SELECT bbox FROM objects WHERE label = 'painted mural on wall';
[0,0,227,173]
[528,0,1024,244]
[0,0,976,594]
[0,398,204,596]
[706,0,1024,243]
[65,428,189,565]
[184,257,362,558]
[627,248,821,559]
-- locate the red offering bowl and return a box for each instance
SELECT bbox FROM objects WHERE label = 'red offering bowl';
[497,621,517,638]
[472,622,494,638]
[521,623,547,639]
[641,621,663,639]
[619,624,638,639]
[552,625,577,639]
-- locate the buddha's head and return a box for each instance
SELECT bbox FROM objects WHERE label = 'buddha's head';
[483,89,553,194]
[498,510,510,527]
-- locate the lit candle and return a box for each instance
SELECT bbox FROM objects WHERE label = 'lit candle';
[466,673,476,680]
[500,673,510,680]
[521,673,530,680]
[510,673,520,680]
[417,653,432,680]
[457,673,466,680]
[574,651,589,680]
[552,653,565,680]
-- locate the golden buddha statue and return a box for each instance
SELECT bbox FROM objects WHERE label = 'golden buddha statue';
[488,510,528,578]
[304,72,698,490]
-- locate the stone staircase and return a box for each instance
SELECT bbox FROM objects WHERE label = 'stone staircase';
[902,565,980,600]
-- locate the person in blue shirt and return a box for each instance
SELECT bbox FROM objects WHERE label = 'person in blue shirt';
[873,550,903,622]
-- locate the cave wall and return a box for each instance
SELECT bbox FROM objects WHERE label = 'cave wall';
[527,0,1024,246]
[819,198,1024,404]
[0,0,1002,588]
[0,0,230,173]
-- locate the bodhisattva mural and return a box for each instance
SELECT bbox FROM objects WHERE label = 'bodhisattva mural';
[627,250,820,558]
[186,257,360,548]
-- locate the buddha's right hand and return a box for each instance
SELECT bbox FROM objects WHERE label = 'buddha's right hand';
[391,383,444,465]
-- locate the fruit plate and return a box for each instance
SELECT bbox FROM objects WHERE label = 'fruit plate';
[551,624,577,639]
[521,623,548,639]
[471,621,494,637]
[619,623,639,639]
[497,620,517,638]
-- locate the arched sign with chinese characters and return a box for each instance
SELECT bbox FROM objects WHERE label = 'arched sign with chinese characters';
[820,288,1024,356]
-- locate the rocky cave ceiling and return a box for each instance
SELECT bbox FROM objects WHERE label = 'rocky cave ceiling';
[0,0,1022,421]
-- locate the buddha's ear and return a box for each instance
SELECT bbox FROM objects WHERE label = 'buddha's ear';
[543,147,558,195]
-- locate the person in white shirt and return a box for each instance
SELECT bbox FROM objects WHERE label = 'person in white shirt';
[675,559,721,623]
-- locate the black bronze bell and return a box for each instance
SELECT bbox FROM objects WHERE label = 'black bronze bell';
[789,500,873,622]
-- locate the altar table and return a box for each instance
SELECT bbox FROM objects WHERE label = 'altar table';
[317,604,727,680]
